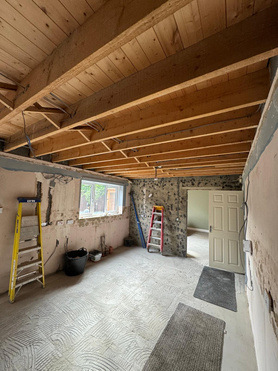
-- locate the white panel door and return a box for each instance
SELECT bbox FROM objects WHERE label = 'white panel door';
[209,191,245,273]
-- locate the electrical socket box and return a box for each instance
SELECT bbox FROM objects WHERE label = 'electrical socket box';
[0,207,3,214]
[56,220,64,225]
[264,290,274,313]
[41,222,47,227]
[66,219,74,225]
[243,240,252,254]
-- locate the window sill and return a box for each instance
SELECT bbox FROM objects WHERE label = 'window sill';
[79,212,122,219]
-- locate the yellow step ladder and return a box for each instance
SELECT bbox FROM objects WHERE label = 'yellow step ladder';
[9,197,45,303]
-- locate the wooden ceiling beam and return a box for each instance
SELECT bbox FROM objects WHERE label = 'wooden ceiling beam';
[34,112,259,157]
[72,157,138,168]
[80,142,251,168]
[125,168,244,179]
[0,83,17,91]
[109,114,259,152]
[80,130,254,168]
[68,124,253,166]
[125,129,256,158]
[105,161,246,174]
[24,106,64,114]
[32,107,258,156]
[0,0,193,126]
[147,153,248,168]
[47,70,267,161]
[60,5,278,131]
[0,94,14,110]
[139,142,252,164]
[4,4,278,150]
[86,69,267,143]
[98,157,248,173]
[84,153,248,171]
[111,107,256,142]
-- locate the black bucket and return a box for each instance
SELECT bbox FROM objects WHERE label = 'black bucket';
[65,248,88,276]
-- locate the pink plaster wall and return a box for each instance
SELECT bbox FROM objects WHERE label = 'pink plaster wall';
[0,168,130,294]
[245,128,278,370]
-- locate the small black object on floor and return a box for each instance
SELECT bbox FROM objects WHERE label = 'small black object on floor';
[143,303,225,371]
[194,266,237,312]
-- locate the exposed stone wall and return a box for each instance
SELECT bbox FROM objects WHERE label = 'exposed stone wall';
[129,175,241,257]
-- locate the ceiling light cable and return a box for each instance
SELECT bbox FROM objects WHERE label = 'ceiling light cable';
[43,96,71,116]
[22,111,36,158]
[49,92,71,110]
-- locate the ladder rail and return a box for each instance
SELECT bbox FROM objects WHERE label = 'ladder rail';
[147,207,155,248]
[161,208,164,254]
[8,203,22,302]
[147,206,164,254]
[8,199,45,303]
[37,202,45,288]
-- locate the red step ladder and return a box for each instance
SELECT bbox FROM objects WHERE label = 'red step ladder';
[147,206,164,254]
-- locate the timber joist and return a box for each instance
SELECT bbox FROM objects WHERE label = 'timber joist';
[0,1,278,179]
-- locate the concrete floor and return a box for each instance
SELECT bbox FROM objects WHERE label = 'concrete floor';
[0,231,257,371]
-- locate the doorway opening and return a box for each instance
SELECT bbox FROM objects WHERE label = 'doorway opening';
[187,190,209,264]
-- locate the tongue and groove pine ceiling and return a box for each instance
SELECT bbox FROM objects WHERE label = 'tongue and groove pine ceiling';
[0,0,278,179]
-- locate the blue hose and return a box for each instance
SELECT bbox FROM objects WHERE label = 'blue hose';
[130,193,146,248]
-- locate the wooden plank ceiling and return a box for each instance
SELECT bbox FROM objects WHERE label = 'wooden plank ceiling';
[0,0,278,179]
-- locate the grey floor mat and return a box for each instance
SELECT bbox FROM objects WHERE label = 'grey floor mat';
[143,303,225,371]
[194,266,237,312]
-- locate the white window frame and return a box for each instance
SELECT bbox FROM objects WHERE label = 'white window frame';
[79,179,124,219]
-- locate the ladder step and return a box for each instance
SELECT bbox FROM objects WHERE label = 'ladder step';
[17,259,42,270]
[151,236,161,240]
[20,225,40,241]
[151,227,161,231]
[9,198,45,303]
[17,270,39,280]
[153,221,162,224]
[148,243,161,248]
[18,245,41,255]
[15,273,43,288]
[153,212,162,215]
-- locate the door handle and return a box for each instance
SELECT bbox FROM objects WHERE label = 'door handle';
[209,226,212,232]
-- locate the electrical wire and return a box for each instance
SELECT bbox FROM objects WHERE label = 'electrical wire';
[44,239,59,265]
[239,174,253,291]
[50,92,71,110]
[90,121,104,131]
[0,72,26,90]
[22,111,36,158]
[239,174,250,239]
[111,137,122,143]
[42,173,73,184]
[43,96,71,116]
[86,122,100,131]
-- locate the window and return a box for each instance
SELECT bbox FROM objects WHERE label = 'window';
[79,179,124,218]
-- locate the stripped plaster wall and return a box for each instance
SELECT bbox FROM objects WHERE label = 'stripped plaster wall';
[243,58,278,371]
[129,175,241,256]
[0,161,129,295]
